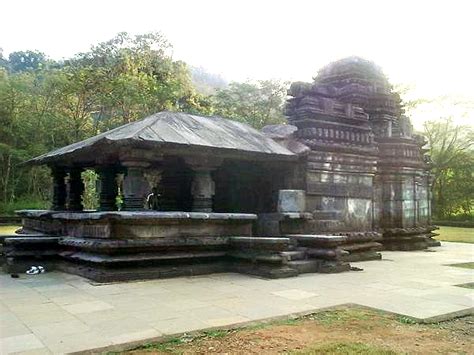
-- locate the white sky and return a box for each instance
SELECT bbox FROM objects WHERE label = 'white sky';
[1,0,472,129]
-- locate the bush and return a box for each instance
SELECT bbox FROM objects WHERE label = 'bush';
[0,197,49,216]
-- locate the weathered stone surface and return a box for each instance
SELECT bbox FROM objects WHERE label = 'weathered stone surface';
[59,236,230,252]
[287,259,321,273]
[57,261,230,283]
[16,211,256,239]
[341,251,382,262]
[279,57,436,256]
[17,210,258,221]
[229,237,291,251]
[285,234,347,246]
[278,190,306,213]
[61,251,227,264]
[340,242,383,252]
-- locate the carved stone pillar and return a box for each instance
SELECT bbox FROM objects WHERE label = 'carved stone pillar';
[190,168,215,212]
[144,169,162,210]
[51,166,67,211]
[97,166,118,211]
[68,167,84,211]
[122,162,150,211]
[186,158,222,213]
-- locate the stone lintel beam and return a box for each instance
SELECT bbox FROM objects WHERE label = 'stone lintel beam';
[185,157,223,213]
[68,167,84,211]
[96,166,119,211]
[51,166,67,211]
[118,148,163,165]
[122,161,151,211]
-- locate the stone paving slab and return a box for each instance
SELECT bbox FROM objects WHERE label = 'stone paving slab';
[1,242,473,354]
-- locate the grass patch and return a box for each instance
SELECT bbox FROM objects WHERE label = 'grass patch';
[448,262,474,269]
[307,308,391,326]
[130,336,186,353]
[293,342,398,355]
[120,308,473,354]
[397,316,417,325]
[0,198,48,216]
[130,316,302,353]
[0,225,20,235]
[436,226,474,244]
[308,308,371,325]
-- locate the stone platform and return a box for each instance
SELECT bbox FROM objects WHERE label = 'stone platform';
[1,242,472,354]
[6,211,372,282]
[17,210,257,239]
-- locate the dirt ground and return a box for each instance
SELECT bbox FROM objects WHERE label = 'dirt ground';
[126,308,474,354]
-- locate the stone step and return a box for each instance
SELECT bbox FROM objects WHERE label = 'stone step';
[57,261,229,283]
[306,247,349,260]
[60,236,230,252]
[340,242,383,252]
[280,250,306,261]
[287,260,320,273]
[228,251,287,264]
[341,251,382,262]
[317,261,351,273]
[382,226,436,237]
[383,234,431,241]
[4,236,61,246]
[229,237,290,251]
[5,249,59,257]
[336,232,383,243]
[60,251,226,265]
[284,234,347,247]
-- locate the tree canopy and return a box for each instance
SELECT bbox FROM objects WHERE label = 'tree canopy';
[423,118,473,219]
[0,32,289,211]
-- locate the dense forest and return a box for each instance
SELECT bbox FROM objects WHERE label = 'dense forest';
[0,32,472,220]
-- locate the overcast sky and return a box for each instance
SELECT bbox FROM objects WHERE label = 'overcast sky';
[1,0,472,128]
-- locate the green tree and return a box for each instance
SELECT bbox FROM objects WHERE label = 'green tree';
[0,32,213,211]
[66,32,211,129]
[212,80,288,129]
[7,50,47,72]
[423,118,474,218]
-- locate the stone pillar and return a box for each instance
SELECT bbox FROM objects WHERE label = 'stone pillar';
[68,167,84,211]
[97,167,118,211]
[186,158,222,213]
[190,167,216,212]
[144,169,162,210]
[122,162,150,211]
[51,166,67,210]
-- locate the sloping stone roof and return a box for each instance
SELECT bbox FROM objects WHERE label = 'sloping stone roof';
[30,111,295,164]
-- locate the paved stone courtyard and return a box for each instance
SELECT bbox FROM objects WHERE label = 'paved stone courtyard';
[1,242,473,354]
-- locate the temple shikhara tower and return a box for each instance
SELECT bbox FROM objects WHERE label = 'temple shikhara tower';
[3,57,439,282]
[275,57,437,251]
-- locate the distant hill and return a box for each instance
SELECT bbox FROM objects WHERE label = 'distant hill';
[189,66,228,95]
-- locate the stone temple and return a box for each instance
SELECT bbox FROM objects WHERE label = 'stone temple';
[2,57,439,282]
